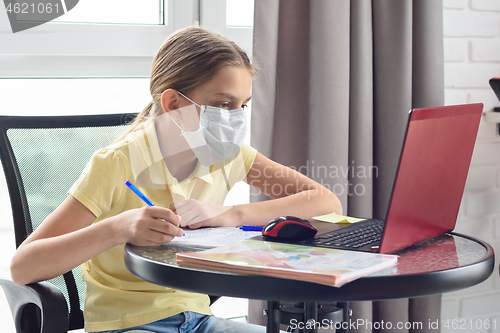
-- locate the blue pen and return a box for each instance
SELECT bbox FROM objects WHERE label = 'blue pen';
[239,225,264,232]
[125,180,157,207]
[125,180,184,236]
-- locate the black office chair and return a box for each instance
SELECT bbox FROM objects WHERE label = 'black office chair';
[0,113,150,333]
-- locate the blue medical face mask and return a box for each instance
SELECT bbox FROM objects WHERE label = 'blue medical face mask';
[172,91,247,166]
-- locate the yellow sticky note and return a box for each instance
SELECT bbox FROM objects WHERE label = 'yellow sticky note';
[313,212,366,225]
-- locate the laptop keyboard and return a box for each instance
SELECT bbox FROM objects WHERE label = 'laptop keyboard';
[300,219,385,250]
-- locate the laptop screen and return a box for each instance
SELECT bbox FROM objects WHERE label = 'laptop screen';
[379,103,483,254]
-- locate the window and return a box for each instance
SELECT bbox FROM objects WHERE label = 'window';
[226,0,254,27]
[201,0,253,60]
[0,78,151,116]
[53,0,166,25]
[0,0,185,58]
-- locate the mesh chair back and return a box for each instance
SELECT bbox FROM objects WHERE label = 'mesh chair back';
[0,113,137,330]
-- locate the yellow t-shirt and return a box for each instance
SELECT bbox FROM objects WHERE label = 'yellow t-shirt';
[68,121,257,332]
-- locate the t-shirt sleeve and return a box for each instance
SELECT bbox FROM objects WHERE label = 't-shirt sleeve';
[68,148,127,218]
[224,143,257,188]
[241,143,257,174]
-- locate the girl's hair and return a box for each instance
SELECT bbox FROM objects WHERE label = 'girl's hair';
[120,26,256,139]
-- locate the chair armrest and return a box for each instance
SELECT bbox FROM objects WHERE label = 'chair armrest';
[0,279,69,333]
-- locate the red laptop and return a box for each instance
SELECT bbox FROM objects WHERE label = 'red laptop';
[300,103,483,254]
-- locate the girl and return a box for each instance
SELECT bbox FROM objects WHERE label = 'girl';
[10,27,342,333]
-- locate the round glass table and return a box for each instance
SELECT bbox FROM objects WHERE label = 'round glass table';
[124,232,494,332]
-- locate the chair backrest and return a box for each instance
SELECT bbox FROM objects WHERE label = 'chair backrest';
[0,113,137,330]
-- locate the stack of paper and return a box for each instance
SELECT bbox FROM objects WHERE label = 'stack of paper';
[165,227,261,250]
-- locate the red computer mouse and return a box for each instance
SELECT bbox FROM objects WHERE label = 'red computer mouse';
[262,216,318,240]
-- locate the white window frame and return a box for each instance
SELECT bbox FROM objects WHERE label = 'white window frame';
[0,0,198,78]
[200,0,253,59]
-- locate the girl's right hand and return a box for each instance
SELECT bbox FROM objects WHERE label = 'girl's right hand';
[113,206,183,246]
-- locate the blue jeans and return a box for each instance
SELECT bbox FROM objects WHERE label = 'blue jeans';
[94,312,266,333]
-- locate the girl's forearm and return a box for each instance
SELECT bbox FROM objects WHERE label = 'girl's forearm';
[10,217,119,285]
[232,189,342,227]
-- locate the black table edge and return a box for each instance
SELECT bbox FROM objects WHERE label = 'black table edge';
[124,232,495,303]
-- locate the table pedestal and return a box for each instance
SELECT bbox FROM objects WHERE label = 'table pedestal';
[266,300,348,333]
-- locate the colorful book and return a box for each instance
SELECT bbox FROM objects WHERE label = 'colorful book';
[176,240,398,287]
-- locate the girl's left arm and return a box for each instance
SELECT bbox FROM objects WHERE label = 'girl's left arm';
[171,153,342,229]
[237,152,343,226]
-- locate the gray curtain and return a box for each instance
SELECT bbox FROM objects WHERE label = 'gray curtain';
[249,0,444,332]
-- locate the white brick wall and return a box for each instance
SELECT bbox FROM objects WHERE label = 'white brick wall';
[443,1,500,332]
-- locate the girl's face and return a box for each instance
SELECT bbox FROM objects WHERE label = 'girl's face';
[181,65,253,112]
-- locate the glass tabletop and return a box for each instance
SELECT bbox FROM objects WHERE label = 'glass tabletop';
[130,233,489,277]
[125,232,494,302]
